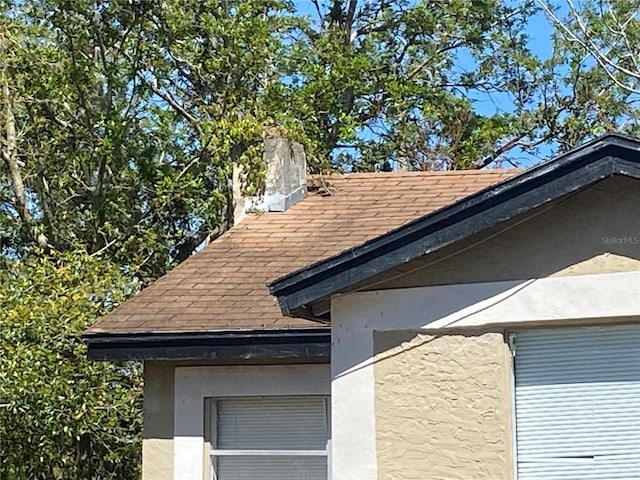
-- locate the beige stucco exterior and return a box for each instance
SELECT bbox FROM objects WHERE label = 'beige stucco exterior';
[374,331,513,480]
[360,176,640,292]
[352,177,640,480]
[141,361,331,480]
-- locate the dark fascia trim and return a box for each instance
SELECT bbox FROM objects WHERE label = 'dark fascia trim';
[269,133,640,318]
[83,329,330,361]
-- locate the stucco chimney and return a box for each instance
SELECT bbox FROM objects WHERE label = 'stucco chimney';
[233,136,307,224]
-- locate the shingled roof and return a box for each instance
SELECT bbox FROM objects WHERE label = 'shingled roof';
[85,169,519,336]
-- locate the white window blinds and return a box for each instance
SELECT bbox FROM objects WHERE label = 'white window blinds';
[211,396,330,480]
[513,325,640,479]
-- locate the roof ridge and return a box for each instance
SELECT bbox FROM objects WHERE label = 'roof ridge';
[310,168,522,179]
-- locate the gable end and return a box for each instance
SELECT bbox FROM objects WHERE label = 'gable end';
[270,134,640,320]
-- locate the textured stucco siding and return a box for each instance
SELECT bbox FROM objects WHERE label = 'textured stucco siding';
[142,361,332,480]
[365,176,640,291]
[374,331,513,480]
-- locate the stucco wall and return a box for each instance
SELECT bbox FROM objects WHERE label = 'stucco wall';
[328,176,640,480]
[361,176,640,291]
[142,361,175,480]
[331,273,640,480]
[373,331,512,480]
[142,361,331,480]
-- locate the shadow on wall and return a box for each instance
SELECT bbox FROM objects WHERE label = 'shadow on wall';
[359,175,640,292]
[332,175,640,380]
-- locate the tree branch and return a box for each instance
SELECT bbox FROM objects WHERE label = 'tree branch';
[474,134,552,169]
[539,0,640,95]
[1,80,48,248]
[147,78,202,135]
[345,0,358,42]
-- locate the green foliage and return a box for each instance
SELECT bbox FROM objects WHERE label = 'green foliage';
[538,0,640,150]
[1,0,294,280]
[275,0,544,171]
[3,0,640,270]
[0,252,142,479]
[4,1,640,477]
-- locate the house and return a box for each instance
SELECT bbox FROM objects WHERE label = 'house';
[84,133,640,480]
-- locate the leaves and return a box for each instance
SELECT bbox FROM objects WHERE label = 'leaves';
[540,0,640,143]
[0,252,142,479]
[1,0,293,280]
[4,1,640,478]
[276,0,544,171]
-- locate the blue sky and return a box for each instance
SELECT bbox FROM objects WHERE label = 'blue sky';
[292,0,563,168]
[475,10,555,114]
[471,9,558,166]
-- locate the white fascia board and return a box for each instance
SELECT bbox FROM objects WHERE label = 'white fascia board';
[337,270,640,332]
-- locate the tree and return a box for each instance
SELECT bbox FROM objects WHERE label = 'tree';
[274,0,545,171]
[541,0,640,96]
[0,253,142,479]
[532,0,640,150]
[1,0,294,280]
[5,0,640,271]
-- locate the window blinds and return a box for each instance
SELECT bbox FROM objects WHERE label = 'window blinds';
[514,325,640,479]
[212,396,329,480]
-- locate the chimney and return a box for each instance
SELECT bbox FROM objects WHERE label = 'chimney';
[233,136,307,224]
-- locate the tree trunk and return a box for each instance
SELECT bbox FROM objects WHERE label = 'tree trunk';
[1,78,48,248]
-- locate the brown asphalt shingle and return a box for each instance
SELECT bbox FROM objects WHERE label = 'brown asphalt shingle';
[86,170,520,335]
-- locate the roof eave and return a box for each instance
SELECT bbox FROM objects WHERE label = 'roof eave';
[83,328,331,361]
[269,134,640,319]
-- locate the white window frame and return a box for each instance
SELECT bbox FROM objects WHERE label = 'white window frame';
[173,364,331,480]
[209,395,331,480]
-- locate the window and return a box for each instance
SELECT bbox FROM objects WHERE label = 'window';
[512,325,640,479]
[209,396,331,480]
